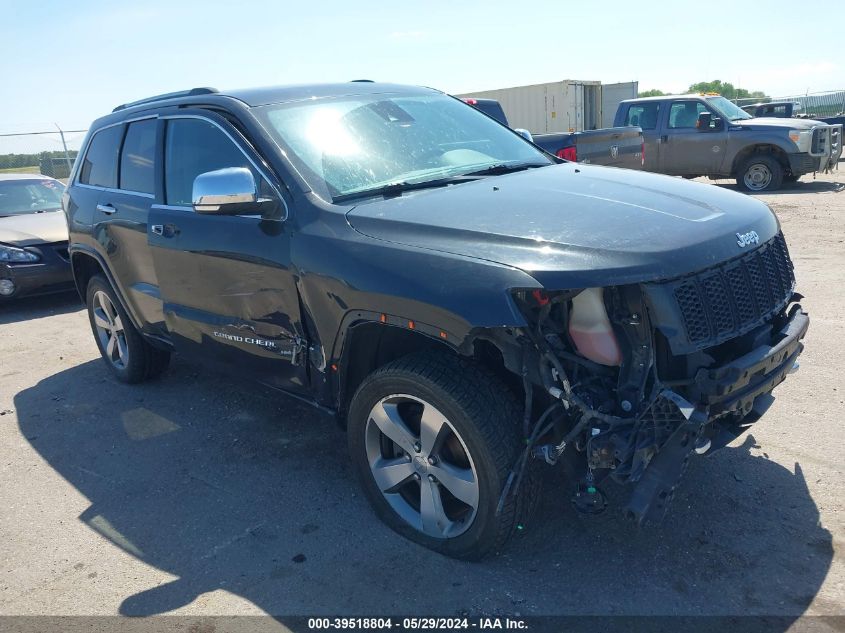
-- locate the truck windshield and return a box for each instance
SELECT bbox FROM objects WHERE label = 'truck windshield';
[0,179,64,217]
[254,93,552,202]
[706,96,752,121]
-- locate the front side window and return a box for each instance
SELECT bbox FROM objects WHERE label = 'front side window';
[79,125,123,188]
[164,118,258,206]
[254,92,551,202]
[0,179,64,217]
[624,103,660,129]
[668,101,711,129]
[119,119,156,194]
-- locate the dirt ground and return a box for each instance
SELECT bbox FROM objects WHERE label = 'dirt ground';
[0,169,843,626]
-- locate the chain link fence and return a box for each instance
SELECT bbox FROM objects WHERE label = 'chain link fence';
[0,129,88,181]
[734,90,845,118]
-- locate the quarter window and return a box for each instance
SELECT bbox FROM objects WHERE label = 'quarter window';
[79,125,123,188]
[624,103,660,130]
[164,119,257,206]
[119,119,156,194]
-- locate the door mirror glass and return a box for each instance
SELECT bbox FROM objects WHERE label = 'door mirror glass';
[192,167,260,214]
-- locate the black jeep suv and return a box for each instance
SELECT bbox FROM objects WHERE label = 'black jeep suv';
[64,82,808,559]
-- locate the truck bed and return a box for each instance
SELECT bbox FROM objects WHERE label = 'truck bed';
[533,126,644,169]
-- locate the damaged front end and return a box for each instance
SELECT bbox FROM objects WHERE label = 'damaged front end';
[506,231,808,524]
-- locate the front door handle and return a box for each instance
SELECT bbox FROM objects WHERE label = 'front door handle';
[151,224,164,236]
[660,134,669,143]
[96,203,117,215]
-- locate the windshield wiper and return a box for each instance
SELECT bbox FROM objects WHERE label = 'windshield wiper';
[333,175,479,203]
[461,162,549,177]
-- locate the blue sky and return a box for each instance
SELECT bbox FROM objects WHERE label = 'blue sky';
[1,0,842,139]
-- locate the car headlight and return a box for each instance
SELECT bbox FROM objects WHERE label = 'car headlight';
[0,244,41,263]
[788,129,812,152]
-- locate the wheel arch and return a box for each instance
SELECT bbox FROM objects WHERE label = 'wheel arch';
[731,143,791,176]
[334,319,528,422]
[69,246,143,332]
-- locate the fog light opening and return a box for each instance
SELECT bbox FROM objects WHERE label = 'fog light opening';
[0,279,15,296]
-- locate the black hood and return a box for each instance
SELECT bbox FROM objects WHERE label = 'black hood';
[345,163,778,288]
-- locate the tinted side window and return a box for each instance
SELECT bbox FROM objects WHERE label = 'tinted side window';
[164,119,255,206]
[119,119,157,194]
[668,101,709,129]
[624,103,660,130]
[79,125,123,187]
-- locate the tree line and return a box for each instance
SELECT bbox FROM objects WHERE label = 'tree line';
[639,80,767,101]
[0,150,78,170]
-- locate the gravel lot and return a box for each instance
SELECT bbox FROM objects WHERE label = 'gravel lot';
[1,170,843,626]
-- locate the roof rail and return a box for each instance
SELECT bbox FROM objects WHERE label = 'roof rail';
[350,79,374,83]
[112,87,219,113]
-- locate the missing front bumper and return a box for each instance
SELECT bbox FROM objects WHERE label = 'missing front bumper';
[625,305,808,525]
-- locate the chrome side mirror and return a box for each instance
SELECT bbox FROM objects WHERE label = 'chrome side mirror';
[514,128,534,143]
[192,167,260,214]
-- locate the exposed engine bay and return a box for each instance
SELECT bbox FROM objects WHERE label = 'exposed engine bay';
[501,232,809,524]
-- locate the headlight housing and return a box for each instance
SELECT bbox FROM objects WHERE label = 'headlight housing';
[512,287,622,367]
[788,129,812,152]
[0,243,41,263]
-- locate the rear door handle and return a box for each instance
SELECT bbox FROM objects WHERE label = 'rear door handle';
[151,224,164,236]
[96,203,117,215]
[660,135,669,143]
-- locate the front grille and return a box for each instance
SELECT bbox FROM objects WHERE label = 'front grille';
[647,233,795,352]
[811,127,826,155]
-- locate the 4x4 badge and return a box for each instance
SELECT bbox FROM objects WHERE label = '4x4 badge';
[736,230,760,247]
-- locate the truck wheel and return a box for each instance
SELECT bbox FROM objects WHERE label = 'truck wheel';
[347,353,538,560]
[86,275,170,383]
[737,154,783,192]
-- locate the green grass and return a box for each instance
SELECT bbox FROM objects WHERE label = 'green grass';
[0,165,41,175]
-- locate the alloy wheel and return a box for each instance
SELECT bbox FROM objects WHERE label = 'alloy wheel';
[92,290,128,369]
[364,394,480,538]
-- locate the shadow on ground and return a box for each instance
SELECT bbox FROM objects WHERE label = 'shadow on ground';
[712,179,845,195]
[14,356,833,626]
[0,291,81,325]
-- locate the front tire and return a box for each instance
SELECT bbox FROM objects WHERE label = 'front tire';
[347,353,537,560]
[86,275,170,383]
[736,154,783,192]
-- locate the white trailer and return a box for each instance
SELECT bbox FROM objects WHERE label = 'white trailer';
[601,82,639,128]
[457,80,638,133]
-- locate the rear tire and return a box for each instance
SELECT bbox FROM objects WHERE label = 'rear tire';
[86,275,170,383]
[347,352,538,560]
[736,154,783,192]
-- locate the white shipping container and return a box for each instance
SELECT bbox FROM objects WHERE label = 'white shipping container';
[601,81,639,128]
[457,80,638,133]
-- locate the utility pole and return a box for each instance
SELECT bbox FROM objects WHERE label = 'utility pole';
[55,123,73,176]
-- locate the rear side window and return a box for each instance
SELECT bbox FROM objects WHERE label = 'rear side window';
[119,119,157,194]
[624,103,660,130]
[164,119,258,206]
[79,125,123,188]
